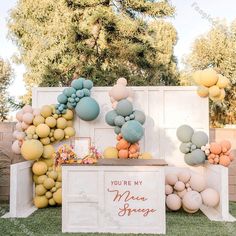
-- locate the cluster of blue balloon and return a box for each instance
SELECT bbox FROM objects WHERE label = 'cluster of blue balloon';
[56,77,100,121]
[105,79,146,143]
[176,125,208,166]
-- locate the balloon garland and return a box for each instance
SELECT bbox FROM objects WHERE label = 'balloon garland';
[105,78,146,159]
[11,77,100,208]
[193,68,230,101]
[177,124,234,167]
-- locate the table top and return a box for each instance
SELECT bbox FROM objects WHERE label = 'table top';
[62,159,168,166]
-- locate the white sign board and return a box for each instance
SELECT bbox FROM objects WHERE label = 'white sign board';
[62,165,165,234]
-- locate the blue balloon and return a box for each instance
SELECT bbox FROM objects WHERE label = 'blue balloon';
[75,97,80,102]
[105,110,118,126]
[75,97,100,121]
[67,102,74,109]
[76,90,85,98]
[71,93,76,98]
[121,120,144,143]
[83,88,91,96]
[83,79,93,90]
[71,78,85,90]
[133,110,146,125]
[114,126,121,135]
[116,99,133,116]
[63,87,76,97]
[114,115,125,127]
[57,94,68,104]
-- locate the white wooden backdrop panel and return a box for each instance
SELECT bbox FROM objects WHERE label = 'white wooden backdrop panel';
[32,86,209,167]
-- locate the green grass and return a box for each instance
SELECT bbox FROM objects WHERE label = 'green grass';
[0,203,236,236]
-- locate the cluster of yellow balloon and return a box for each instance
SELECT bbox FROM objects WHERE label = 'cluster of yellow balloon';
[12,104,76,208]
[33,162,62,208]
[193,68,230,101]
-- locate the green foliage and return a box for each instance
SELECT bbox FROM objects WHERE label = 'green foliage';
[184,20,236,127]
[8,0,179,103]
[0,58,13,121]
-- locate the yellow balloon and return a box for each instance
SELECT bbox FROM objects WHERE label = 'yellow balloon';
[36,124,50,138]
[21,139,44,160]
[43,145,55,159]
[103,147,118,159]
[64,127,75,137]
[40,137,50,145]
[197,86,209,98]
[45,116,57,128]
[201,68,218,87]
[62,109,74,120]
[41,105,53,118]
[216,74,230,89]
[57,117,67,129]
[32,161,48,175]
[33,115,45,126]
[209,85,220,97]
[54,129,65,140]
[140,152,152,159]
[34,196,48,208]
[53,188,62,204]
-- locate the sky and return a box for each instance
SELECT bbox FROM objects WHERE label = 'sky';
[0,0,236,99]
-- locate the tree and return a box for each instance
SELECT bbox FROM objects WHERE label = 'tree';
[0,58,13,121]
[8,0,179,103]
[184,20,236,127]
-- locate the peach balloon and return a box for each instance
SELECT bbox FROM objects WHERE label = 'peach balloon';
[22,105,33,113]
[16,110,24,121]
[182,191,202,213]
[13,130,19,138]
[177,189,187,198]
[23,113,34,124]
[214,157,219,164]
[219,155,231,167]
[118,149,129,159]
[129,152,139,158]
[129,144,139,154]
[201,188,220,207]
[208,153,215,159]
[208,159,214,164]
[116,134,122,141]
[220,140,231,152]
[116,139,130,150]
[210,142,222,154]
[174,181,185,192]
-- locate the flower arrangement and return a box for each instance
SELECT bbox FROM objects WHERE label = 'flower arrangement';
[77,145,102,164]
[53,144,78,166]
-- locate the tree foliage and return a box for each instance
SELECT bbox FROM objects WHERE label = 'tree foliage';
[0,58,13,121]
[8,0,179,102]
[184,20,236,127]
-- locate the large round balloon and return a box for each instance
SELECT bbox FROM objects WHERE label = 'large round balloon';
[71,78,84,90]
[133,110,146,125]
[75,97,100,121]
[121,120,144,143]
[21,139,44,160]
[176,125,194,142]
[116,99,133,116]
[191,131,208,148]
[105,110,118,126]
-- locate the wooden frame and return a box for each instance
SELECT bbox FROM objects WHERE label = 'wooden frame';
[72,137,91,158]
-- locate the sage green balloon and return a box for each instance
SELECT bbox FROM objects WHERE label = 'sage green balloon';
[191,131,208,148]
[176,125,194,142]
[179,143,190,154]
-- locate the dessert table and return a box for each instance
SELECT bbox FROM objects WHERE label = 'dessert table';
[62,159,167,234]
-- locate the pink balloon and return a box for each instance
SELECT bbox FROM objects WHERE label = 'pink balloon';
[117,77,127,86]
[33,108,41,116]
[21,122,29,130]
[12,140,21,154]
[13,130,20,138]
[16,110,24,122]
[15,122,23,131]
[22,113,34,124]
[16,131,26,141]
[110,84,129,101]
[112,101,118,109]
[22,105,33,113]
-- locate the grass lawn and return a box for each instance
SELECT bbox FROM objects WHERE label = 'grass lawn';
[0,202,236,236]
